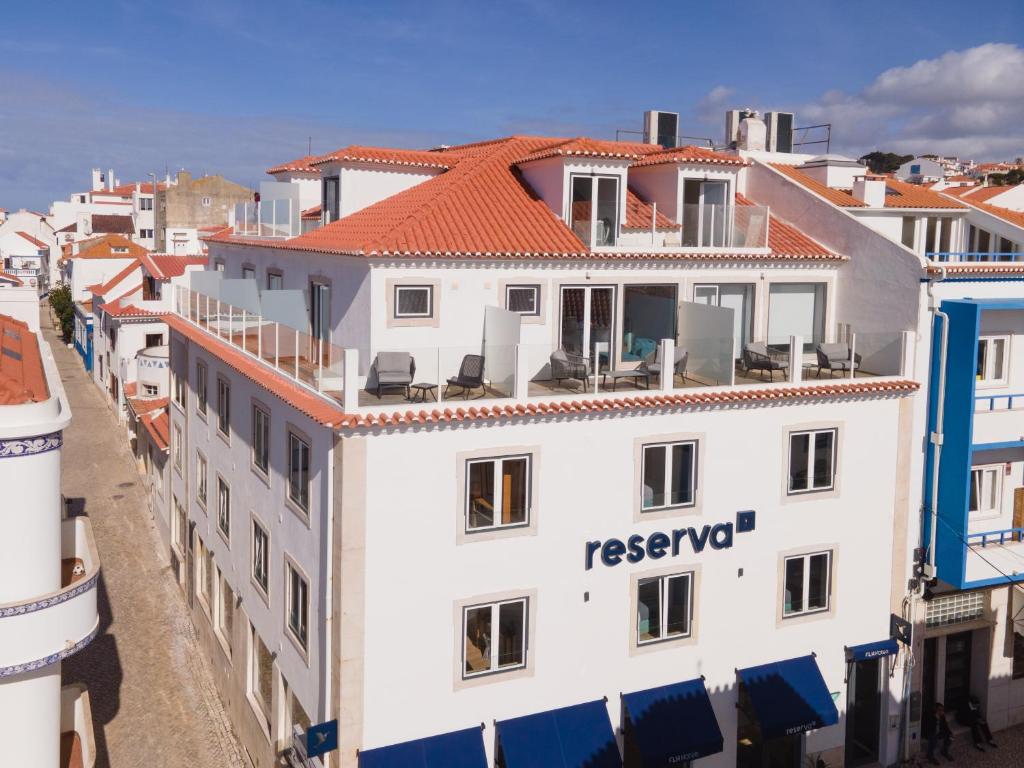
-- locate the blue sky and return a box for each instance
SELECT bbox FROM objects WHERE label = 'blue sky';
[1,0,1022,210]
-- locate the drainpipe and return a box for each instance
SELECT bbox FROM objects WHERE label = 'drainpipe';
[923,265,948,579]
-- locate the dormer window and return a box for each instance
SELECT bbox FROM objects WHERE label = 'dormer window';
[570,175,619,247]
[681,179,729,248]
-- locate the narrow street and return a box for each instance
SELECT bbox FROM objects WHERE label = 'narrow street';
[45,309,245,768]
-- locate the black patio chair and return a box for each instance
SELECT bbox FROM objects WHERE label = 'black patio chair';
[443,354,486,399]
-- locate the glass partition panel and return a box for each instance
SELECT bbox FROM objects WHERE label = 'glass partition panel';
[570,177,593,246]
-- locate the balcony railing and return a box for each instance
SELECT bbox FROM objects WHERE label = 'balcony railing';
[232,199,301,239]
[968,527,1024,547]
[928,252,1024,263]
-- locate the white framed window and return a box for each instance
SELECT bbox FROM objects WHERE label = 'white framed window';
[202,196,212,207]
[173,424,183,472]
[196,361,207,416]
[505,285,540,316]
[636,572,693,645]
[569,174,619,247]
[172,496,187,555]
[173,370,185,407]
[783,551,832,617]
[248,625,273,732]
[252,518,269,596]
[216,568,234,653]
[252,404,270,476]
[286,560,309,651]
[641,441,696,511]
[977,336,1009,386]
[465,455,530,532]
[267,271,283,291]
[140,198,153,211]
[969,465,1003,519]
[462,598,527,678]
[788,428,837,494]
[143,383,159,396]
[242,266,255,280]
[217,377,230,437]
[217,476,231,542]
[288,432,310,512]
[394,285,433,318]
[196,451,207,509]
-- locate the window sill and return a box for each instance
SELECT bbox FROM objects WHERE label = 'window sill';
[285,497,311,528]
[285,627,310,666]
[217,526,231,550]
[250,578,270,608]
[245,693,272,743]
[459,520,535,544]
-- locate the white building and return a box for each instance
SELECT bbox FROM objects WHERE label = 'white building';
[0,210,57,290]
[0,311,98,768]
[151,133,929,768]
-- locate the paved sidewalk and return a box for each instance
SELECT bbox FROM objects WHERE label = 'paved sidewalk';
[917,722,1024,767]
[47,310,245,768]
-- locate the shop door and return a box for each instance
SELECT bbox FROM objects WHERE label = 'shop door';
[944,631,973,718]
[737,687,802,768]
[845,658,882,766]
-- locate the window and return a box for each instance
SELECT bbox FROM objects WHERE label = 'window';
[173,369,185,407]
[637,572,693,644]
[767,283,827,350]
[196,452,208,508]
[323,176,340,223]
[252,405,270,475]
[203,546,214,615]
[217,569,234,652]
[783,551,832,617]
[242,266,255,280]
[286,561,309,650]
[217,377,230,437]
[288,433,310,512]
[641,441,696,511]
[394,285,433,318]
[977,336,1008,385]
[505,285,540,316]
[139,228,154,239]
[217,477,230,541]
[466,456,530,531]
[249,626,273,728]
[969,465,1002,518]
[252,518,269,596]
[143,383,159,397]
[570,175,619,247]
[196,361,207,416]
[266,271,283,291]
[173,496,187,554]
[462,598,527,678]
[788,428,837,494]
[202,196,212,207]
[140,197,153,211]
[145,333,163,348]
[173,424,183,472]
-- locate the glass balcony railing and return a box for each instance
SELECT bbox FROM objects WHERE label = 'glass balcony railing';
[232,199,301,239]
[676,204,768,249]
[927,252,1024,262]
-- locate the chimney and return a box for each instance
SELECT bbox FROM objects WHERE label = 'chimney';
[107,168,115,192]
[853,175,887,207]
[738,114,766,152]
[91,169,103,191]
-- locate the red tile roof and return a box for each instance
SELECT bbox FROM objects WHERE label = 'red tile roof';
[127,395,169,417]
[301,204,322,221]
[91,214,135,234]
[138,253,207,280]
[736,194,835,259]
[165,314,345,427]
[965,200,1024,230]
[141,408,169,451]
[109,181,166,196]
[632,145,747,168]
[338,379,919,429]
[266,155,325,175]
[99,298,158,318]
[623,189,679,230]
[0,314,48,405]
[770,163,965,209]
[0,272,24,286]
[90,260,141,297]
[311,146,452,169]
[71,234,149,260]
[15,231,49,250]
[516,137,653,164]
[56,222,77,233]
[123,381,137,397]
[948,185,1019,205]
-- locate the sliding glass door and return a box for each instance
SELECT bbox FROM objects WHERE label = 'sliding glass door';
[767,283,826,351]
[682,179,731,247]
[560,286,615,371]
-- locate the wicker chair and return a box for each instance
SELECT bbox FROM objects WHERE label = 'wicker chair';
[549,348,591,390]
[742,342,787,381]
[443,354,486,399]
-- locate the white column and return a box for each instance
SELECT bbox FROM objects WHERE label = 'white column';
[659,338,675,392]
[342,349,359,412]
[789,335,802,384]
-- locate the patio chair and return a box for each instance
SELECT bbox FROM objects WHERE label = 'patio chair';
[443,354,486,400]
[742,342,787,381]
[549,348,591,390]
[815,343,863,378]
[641,346,689,384]
[369,351,415,399]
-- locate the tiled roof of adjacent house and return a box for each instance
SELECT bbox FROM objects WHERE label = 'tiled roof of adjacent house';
[770,163,966,209]
[87,260,141,297]
[98,298,158,318]
[735,194,835,259]
[91,214,136,234]
[266,155,326,175]
[632,145,748,168]
[943,184,1019,205]
[301,204,322,221]
[138,253,207,280]
[0,314,48,405]
[16,231,49,249]
[311,146,453,169]
[71,234,149,260]
[516,137,654,164]
[0,272,24,286]
[622,189,679,230]
[127,395,168,418]
[141,408,169,451]
[56,222,77,233]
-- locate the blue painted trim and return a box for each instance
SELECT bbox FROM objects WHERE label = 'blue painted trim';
[972,441,1024,452]
[0,570,98,617]
[0,622,99,678]
[963,574,1024,589]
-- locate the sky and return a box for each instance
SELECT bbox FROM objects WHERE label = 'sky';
[1,0,1022,211]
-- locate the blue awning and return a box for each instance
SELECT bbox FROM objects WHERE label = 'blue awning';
[737,655,839,739]
[496,699,621,768]
[622,678,723,765]
[359,726,488,768]
[846,638,899,663]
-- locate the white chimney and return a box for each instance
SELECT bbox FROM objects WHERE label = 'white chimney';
[91,169,103,191]
[852,175,887,207]
[107,168,115,192]
[738,115,766,152]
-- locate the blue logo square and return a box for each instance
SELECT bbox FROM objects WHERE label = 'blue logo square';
[736,510,756,533]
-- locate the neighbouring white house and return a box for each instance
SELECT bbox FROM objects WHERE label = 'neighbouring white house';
[0,312,99,768]
[0,209,58,288]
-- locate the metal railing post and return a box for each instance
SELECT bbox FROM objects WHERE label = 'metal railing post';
[275,323,280,369]
[257,314,262,360]
[318,337,323,390]
[849,333,857,380]
[294,329,299,379]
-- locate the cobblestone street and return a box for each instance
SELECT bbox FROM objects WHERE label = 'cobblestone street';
[46,310,245,768]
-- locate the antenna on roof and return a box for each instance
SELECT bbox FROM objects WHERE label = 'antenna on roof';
[308,136,312,156]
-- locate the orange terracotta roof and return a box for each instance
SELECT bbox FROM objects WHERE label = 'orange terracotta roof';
[198,223,230,233]
[966,200,1024,229]
[952,185,1018,204]
[127,395,169,417]
[15,231,49,250]
[0,272,24,286]
[88,260,140,297]
[267,154,325,175]
[165,313,345,427]
[109,181,166,196]
[632,145,747,168]
[301,204,322,221]
[56,222,77,233]
[141,409,169,451]
[338,379,919,429]
[0,314,48,405]
[516,137,653,164]
[771,164,966,209]
[99,296,157,318]
[91,214,135,234]
[123,381,137,397]
[623,189,679,229]
[71,234,149,260]
[736,194,835,259]
[311,145,452,169]
[138,253,207,280]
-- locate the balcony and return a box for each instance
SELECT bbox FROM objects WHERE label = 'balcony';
[231,199,301,239]
[927,252,1024,263]
[0,518,100,675]
[61,684,97,768]
[973,392,1024,446]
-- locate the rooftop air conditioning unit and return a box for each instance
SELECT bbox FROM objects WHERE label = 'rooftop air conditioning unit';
[643,110,679,148]
[765,111,794,153]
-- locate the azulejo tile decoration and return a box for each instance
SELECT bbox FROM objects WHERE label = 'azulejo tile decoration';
[0,431,63,459]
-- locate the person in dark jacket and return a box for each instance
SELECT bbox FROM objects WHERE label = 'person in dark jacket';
[966,695,997,750]
[926,702,953,765]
